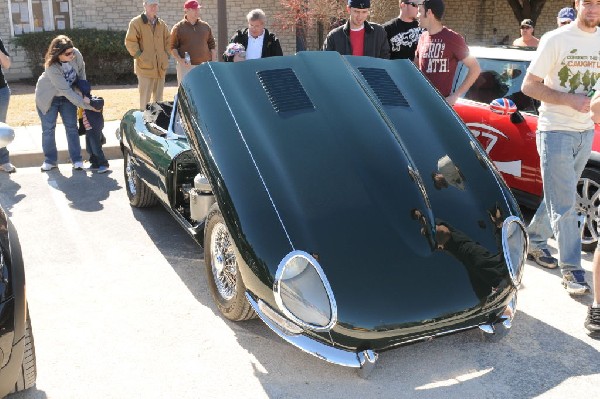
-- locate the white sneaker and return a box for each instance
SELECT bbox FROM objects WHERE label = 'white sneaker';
[72,161,84,170]
[41,162,57,172]
[0,162,16,173]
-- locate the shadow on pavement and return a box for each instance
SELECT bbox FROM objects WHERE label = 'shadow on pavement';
[133,202,600,398]
[0,174,26,215]
[43,169,121,212]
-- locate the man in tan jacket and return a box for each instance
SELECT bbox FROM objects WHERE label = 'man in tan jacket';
[125,0,170,109]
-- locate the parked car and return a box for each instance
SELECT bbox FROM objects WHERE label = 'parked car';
[117,52,527,375]
[452,46,600,251]
[0,123,37,397]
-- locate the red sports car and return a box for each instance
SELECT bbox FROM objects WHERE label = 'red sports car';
[453,46,600,251]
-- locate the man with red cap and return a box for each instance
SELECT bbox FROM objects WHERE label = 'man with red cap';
[170,0,216,84]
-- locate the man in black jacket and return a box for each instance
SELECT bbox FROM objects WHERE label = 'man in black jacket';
[323,0,390,59]
[230,9,283,59]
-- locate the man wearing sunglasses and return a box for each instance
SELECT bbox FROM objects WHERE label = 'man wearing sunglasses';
[323,0,390,59]
[414,0,480,106]
[382,0,422,61]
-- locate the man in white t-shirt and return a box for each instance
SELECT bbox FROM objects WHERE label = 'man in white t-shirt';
[522,0,600,296]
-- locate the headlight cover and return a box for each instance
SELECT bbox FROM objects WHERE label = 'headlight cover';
[274,251,337,332]
[502,216,527,286]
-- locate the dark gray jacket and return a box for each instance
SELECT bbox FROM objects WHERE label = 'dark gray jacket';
[322,20,390,59]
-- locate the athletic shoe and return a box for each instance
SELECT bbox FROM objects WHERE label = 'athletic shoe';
[97,166,110,174]
[584,306,600,336]
[40,162,57,172]
[0,163,16,173]
[72,161,84,170]
[85,164,99,171]
[562,270,591,295]
[527,248,558,269]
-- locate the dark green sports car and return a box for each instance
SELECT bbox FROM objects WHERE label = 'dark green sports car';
[116,52,527,376]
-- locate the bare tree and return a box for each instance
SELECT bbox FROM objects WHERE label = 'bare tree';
[275,0,347,50]
[506,0,548,24]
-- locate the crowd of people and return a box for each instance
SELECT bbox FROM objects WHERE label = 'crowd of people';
[0,0,599,335]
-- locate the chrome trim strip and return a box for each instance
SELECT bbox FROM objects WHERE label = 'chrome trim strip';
[247,293,364,368]
[273,250,338,332]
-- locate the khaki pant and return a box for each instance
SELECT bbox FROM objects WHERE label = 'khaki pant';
[138,75,165,110]
[176,62,198,85]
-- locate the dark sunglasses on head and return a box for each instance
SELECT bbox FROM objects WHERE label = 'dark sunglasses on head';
[404,1,419,7]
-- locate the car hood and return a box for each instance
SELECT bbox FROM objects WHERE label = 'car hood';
[180,52,521,332]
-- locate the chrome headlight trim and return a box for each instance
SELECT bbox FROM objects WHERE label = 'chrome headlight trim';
[274,250,338,332]
[501,216,528,286]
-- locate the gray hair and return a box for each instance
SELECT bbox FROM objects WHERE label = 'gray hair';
[246,9,266,23]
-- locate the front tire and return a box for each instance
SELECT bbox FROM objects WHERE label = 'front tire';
[123,151,158,208]
[10,307,37,394]
[577,167,600,252]
[204,204,256,321]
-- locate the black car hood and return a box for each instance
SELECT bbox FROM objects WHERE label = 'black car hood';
[180,52,520,332]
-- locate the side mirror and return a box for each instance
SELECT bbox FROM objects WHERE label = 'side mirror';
[510,111,525,124]
[0,122,15,148]
[489,98,517,116]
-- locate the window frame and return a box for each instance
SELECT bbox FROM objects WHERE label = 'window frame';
[7,0,73,37]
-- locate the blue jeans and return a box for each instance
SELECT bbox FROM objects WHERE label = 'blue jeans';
[37,96,82,164]
[0,85,10,164]
[85,128,108,167]
[527,129,594,272]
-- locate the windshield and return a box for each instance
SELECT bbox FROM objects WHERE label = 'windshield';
[458,58,538,115]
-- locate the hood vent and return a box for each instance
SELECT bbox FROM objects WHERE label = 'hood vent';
[358,67,409,107]
[257,68,315,113]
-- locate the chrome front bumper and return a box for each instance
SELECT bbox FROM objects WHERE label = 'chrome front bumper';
[245,293,377,376]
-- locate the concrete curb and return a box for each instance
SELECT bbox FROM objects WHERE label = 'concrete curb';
[8,120,122,169]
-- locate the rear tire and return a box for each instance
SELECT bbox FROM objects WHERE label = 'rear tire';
[577,167,600,252]
[11,307,37,394]
[123,151,158,208]
[204,204,256,321]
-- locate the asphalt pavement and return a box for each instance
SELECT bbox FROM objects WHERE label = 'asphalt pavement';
[7,119,122,169]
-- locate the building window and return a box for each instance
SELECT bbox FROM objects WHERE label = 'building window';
[8,0,72,36]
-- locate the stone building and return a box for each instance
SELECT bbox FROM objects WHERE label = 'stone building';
[0,0,578,81]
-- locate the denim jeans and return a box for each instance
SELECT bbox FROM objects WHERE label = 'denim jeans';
[527,129,594,272]
[0,85,10,164]
[37,96,82,164]
[85,128,108,167]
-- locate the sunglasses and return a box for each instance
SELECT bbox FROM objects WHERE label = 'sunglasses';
[560,20,571,25]
[404,1,419,7]
[62,50,74,56]
[520,26,532,29]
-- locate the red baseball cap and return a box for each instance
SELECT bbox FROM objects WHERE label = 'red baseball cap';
[184,0,201,9]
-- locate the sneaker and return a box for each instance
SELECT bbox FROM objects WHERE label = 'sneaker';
[73,161,84,170]
[97,165,110,174]
[527,248,558,269]
[85,164,99,171]
[562,270,591,295]
[40,162,57,172]
[584,306,600,336]
[0,163,16,173]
